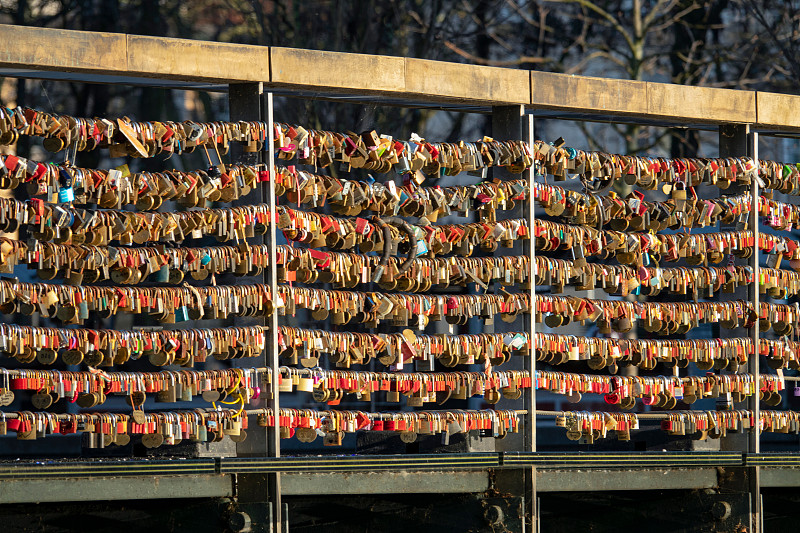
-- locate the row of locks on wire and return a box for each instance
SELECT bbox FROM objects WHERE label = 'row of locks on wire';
[0,104,799,447]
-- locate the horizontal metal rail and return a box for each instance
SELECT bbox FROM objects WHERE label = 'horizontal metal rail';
[1,452,797,479]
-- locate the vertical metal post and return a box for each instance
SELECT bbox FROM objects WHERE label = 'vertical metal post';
[490,104,534,532]
[718,123,760,533]
[526,111,537,533]
[527,112,536,454]
[264,91,281,460]
[749,131,762,533]
[228,83,281,532]
[750,131,761,455]
[264,91,282,531]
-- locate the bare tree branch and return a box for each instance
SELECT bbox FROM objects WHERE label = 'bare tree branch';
[443,40,548,65]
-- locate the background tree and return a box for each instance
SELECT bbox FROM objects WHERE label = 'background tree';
[1,0,799,163]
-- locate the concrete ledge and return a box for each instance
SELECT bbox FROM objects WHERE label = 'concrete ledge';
[0,475,233,504]
[536,468,718,492]
[404,57,529,104]
[531,71,649,117]
[4,466,800,502]
[757,91,800,131]
[647,82,756,124]
[761,467,800,487]
[270,47,405,95]
[128,35,269,83]
[281,470,490,495]
[0,25,127,74]
[1,24,799,129]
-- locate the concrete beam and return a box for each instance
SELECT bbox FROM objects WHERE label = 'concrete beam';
[760,468,800,488]
[7,466,800,502]
[280,471,490,495]
[536,468,718,492]
[0,25,127,75]
[128,35,269,83]
[0,475,233,504]
[531,71,649,117]
[646,82,756,124]
[270,47,405,95]
[756,91,800,131]
[404,58,529,104]
[0,24,779,127]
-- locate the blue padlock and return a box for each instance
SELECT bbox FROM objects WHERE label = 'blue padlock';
[58,186,74,203]
[154,265,170,283]
[175,306,189,322]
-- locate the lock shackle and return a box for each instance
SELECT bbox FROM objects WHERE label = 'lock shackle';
[371,216,416,275]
